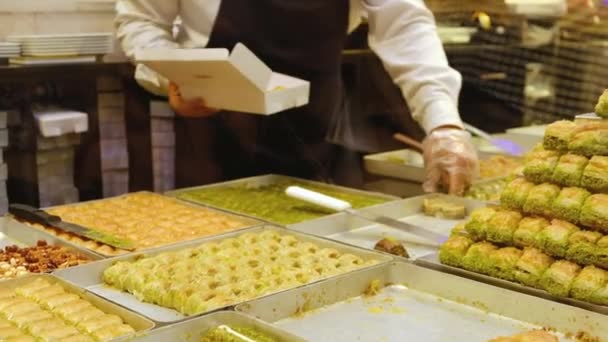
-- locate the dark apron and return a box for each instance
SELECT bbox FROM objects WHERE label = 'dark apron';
[175,0,351,187]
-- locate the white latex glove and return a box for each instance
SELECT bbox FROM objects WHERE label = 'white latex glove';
[422,127,479,196]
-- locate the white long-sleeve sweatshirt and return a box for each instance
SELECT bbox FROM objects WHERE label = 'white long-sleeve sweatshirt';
[115,0,463,133]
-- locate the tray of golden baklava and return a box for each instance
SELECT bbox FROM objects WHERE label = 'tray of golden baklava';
[14,191,261,257]
[0,274,153,341]
[53,225,391,323]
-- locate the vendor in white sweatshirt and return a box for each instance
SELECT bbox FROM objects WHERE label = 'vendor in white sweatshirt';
[116,0,479,195]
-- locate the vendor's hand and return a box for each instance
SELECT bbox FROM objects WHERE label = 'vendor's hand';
[422,126,479,196]
[168,82,218,117]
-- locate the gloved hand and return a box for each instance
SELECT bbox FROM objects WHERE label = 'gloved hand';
[422,127,479,196]
[168,82,218,118]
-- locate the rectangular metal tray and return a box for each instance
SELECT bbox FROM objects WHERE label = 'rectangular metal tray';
[26,191,263,257]
[236,261,608,341]
[165,174,399,225]
[289,194,488,260]
[53,225,392,324]
[131,311,306,341]
[0,273,155,337]
[576,113,607,123]
[364,149,520,183]
[472,133,541,154]
[0,216,102,261]
[416,253,608,315]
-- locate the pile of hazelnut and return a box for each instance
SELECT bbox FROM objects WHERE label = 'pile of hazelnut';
[0,240,90,279]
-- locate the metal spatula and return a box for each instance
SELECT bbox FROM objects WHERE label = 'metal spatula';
[285,186,448,247]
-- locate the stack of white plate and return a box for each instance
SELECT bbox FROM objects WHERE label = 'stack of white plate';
[7,33,113,57]
[0,42,20,58]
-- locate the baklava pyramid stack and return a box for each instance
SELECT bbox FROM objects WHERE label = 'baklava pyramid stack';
[440,90,608,305]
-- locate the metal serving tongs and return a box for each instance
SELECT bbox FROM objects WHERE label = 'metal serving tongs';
[286,186,448,247]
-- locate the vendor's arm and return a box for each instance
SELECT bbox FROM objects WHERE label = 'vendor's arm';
[363,0,462,133]
[116,0,216,116]
[363,0,478,194]
[115,0,180,96]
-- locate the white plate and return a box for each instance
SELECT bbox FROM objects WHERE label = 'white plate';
[22,52,107,57]
[19,44,111,49]
[21,46,112,52]
[17,38,111,44]
[8,33,112,40]
[8,39,111,46]
[21,48,111,54]
[9,57,97,65]
[22,46,111,52]
[9,39,111,46]
[19,41,111,47]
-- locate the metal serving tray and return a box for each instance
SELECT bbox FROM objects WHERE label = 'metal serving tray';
[27,191,262,257]
[290,194,487,260]
[166,174,399,225]
[0,274,155,336]
[237,261,608,341]
[417,253,608,315]
[131,311,305,341]
[364,149,520,183]
[0,216,102,260]
[53,225,392,324]
[575,113,606,123]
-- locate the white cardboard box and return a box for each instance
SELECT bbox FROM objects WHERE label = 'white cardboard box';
[33,109,89,137]
[136,43,310,115]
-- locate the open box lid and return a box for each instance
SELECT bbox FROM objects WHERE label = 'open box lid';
[135,43,310,115]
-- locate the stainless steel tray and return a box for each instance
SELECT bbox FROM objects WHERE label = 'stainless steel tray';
[131,311,306,341]
[237,261,608,342]
[576,113,606,123]
[53,225,392,323]
[289,194,488,260]
[26,191,262,257]
[0,273,154,337]
[0,216,102,260]
[364,149,519,183]
[417,253,608,315]
[165,174,399,225]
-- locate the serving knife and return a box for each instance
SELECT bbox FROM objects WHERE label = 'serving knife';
[9,203,135,251]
